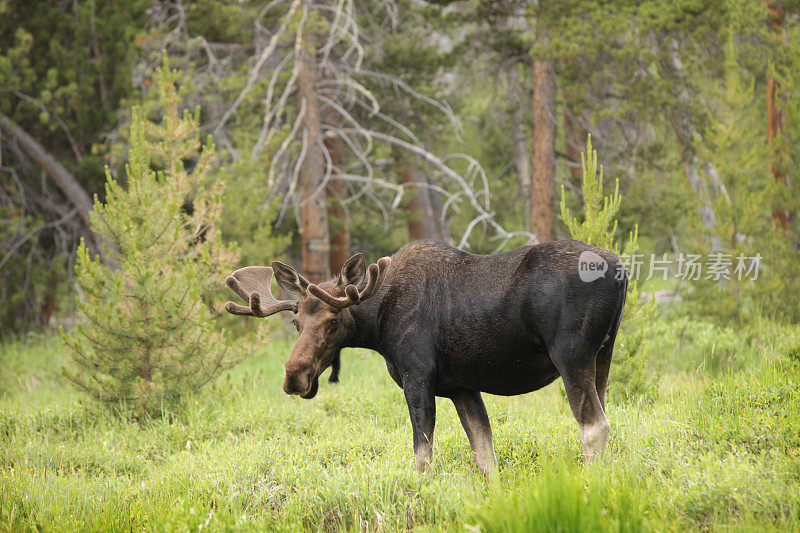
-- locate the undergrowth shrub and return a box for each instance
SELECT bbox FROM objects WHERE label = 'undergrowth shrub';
[60,59,242,418]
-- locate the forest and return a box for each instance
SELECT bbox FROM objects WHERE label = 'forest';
[2,0,800,531]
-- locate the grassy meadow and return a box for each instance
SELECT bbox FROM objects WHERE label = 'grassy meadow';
[2,308,800,532]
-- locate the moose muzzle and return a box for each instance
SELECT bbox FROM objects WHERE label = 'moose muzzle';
[283,354,319,399]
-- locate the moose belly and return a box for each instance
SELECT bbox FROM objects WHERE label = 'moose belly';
[441,340,560,396]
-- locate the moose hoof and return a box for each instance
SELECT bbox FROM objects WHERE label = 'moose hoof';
[581,420,611,462]
[414,447,433,472]
[477,460,498,481]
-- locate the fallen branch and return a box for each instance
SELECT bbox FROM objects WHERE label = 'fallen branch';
[0,115,119,262]
[1,115,94,228]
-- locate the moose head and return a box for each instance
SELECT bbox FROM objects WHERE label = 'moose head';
[225,254,391,399]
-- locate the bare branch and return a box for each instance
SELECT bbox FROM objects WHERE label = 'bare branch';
[214,0,302,138]
[342,66,464,139]
[318,95,375,155]
[347,128,534,248]
[0,115,104,256]
[0,207,79,272]
[268,96,307,188]
[251,51,296,161]
[334,173,403,208]
[321,124,373,180]
[6,90,84,159]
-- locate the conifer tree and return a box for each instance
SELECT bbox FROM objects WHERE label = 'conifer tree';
[61,61,239,417]
[753,30,800,324]
[560,135,657,402]
[692,32,770,321]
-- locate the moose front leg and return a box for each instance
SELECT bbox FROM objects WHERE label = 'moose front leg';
[328,352,341,383]
[451,389,497,478]
[403,370,437,472]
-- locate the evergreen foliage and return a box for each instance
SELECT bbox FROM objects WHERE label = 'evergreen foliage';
[60,61,240,417]
[690,33,768,321]
[560,136,657,402]
[124,58,291,269]
[0,0,149,333]
[688,31,800,324]
[764,30,800,324]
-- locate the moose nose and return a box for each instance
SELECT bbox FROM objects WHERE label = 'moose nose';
[283,360,312,395]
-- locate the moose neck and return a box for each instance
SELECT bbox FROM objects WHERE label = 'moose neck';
[342,291,383,352]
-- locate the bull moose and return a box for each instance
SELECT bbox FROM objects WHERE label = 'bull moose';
[224,239,627,475]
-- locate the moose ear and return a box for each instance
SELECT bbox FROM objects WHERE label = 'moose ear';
[271,261,309,296]
[339,253,366,287]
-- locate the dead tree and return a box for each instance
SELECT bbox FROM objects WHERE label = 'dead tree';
[149,0,533,262]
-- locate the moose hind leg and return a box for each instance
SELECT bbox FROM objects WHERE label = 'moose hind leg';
[595,301,623,413]
[594,342,613,413]
[451,389,497,478]
[559,364,610,462]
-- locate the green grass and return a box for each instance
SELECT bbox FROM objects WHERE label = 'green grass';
[2,315,800,532]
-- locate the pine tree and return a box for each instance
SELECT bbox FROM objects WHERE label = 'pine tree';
[560,135,657,402]
[757,29,800,324]
[61,61,239,417]
[692,32,770,322]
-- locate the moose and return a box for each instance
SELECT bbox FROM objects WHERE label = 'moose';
[225,239,627,475]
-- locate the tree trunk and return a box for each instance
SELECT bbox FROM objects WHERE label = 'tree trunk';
[392,149,448,241]
[317,6,350,274]
[509,65,530,199]
[394,149,428,241]
[325,133,350,273]
[502,5,532,228]
[529,27,556,243]
[508,63,531,229]
[295,19,330,282]
[563,107,584,182]
[424,173,449,242]
[40,294,57,328]
[766,2,791,229]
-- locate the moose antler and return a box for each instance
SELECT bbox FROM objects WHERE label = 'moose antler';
[307,257,392,309]
[225,266,297,317]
